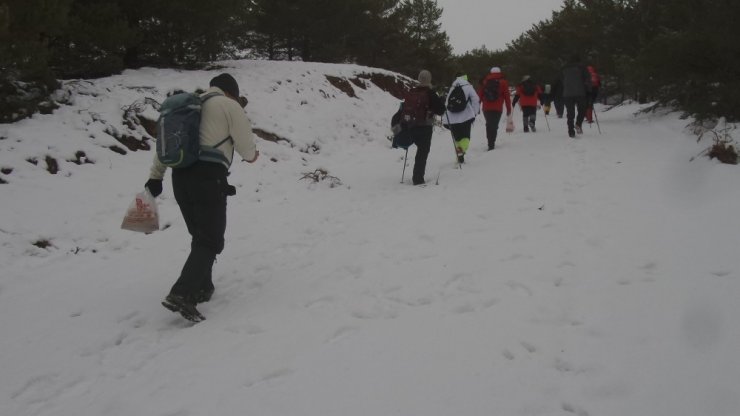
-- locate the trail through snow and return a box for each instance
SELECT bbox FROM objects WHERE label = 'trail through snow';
[1,60,738,416]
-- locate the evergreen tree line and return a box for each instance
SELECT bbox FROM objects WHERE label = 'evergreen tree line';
[456,0,740,121]
[0,0,451,86]
[1,0,738,121]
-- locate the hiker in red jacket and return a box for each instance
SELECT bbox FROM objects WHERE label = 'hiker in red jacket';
[585,65,601,123]
[512,75,543,132]
[477,67,512,150]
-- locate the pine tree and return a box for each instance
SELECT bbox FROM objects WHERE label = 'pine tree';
[392,0,453,81]
[1,0,72,84]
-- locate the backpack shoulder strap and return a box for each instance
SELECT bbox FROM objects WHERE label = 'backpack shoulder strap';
[212,136,233,148]
[200,91,222,102]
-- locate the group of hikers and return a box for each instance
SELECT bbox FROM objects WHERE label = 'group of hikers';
[392,54,601,186]
[137,56,601,323]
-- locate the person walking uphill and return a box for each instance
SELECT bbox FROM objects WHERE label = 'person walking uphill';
[444,73,480,163]
[478,67,512,150]
[512,75,543,132]
[145,73,259,322]
[400,70,445,185]
[561,55,592,138]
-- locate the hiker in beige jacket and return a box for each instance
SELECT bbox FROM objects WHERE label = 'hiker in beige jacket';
[145,73,259,322]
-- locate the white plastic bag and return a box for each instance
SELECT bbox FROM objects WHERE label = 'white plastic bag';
[121,189,159,233]
[505,113,515,133]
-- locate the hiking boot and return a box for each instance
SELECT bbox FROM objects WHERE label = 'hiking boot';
[194,287,215,304]
[455,146,465,163]
[575,124,583,134]
[530,125,536,132]
[523,127,529,133]
[162,293,205,322]
[568,129,576,138]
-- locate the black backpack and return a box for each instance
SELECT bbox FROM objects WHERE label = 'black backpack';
[401,87,430,128]
[522,80,536,96]
[446,85,468,113]
[483,78,500,101]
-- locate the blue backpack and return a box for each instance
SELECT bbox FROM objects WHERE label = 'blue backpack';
[156,91,230,168]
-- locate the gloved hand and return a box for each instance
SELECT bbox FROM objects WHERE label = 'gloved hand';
[145,179,163,197]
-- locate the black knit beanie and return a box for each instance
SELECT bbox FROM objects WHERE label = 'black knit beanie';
[209,73,239,97]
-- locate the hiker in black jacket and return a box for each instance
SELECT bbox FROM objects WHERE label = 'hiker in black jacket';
[402,70,445,185]
[561,54,592,138]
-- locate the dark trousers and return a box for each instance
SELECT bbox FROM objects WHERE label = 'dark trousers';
[170,161,229,298]
[449,119,473,141]
[553,96,564,117]
[564,96,588,132]
[522,106,537,130]
[409,125,433,184]
[483,110,503,148]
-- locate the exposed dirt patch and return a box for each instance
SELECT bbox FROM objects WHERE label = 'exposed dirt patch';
[45,156,59,174]
[32,239,53,249]
[326,76,356,98]
[709,142,738,164]
[105,127,151,152]
[109,145,127,155]
[349,77,367,90]
[358,73,413,100]
[136,115,158,138]
[68,151,95,165]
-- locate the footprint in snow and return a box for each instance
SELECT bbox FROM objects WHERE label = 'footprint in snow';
[562,402,590,416]
[325,326,357,344]
[520,341,537,353]
[506,281,533,297]
[305,295,338,308]
[243,368,295,389]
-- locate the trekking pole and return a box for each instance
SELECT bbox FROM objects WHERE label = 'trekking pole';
[593,105,602,134]
[445,112,462,169]
[543,106,551,132]
[400,148,409,183]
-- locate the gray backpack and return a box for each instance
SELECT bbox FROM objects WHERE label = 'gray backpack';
[156,92,230,168]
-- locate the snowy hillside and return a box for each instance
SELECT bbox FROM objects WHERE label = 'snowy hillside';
[1,60,739,416]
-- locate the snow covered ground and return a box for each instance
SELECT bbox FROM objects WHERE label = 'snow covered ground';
[1,60,738,416]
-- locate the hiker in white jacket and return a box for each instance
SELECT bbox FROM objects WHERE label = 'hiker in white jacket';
[443,73,480,163]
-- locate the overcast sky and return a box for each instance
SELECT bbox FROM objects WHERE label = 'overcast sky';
[436,0,566,53]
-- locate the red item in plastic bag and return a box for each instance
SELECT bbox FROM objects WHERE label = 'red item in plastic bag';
[121,189,159,233]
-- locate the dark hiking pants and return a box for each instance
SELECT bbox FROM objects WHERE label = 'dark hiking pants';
[450,119,473,141]
[564,96,588,133]
[410,125,433,185]
[483,110,503,148]
[170,161,229,298]
[522,106,537,130]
